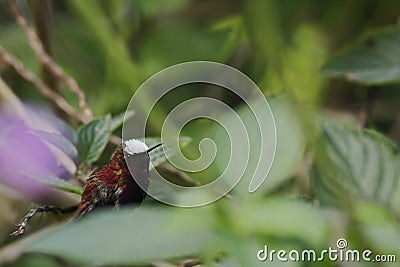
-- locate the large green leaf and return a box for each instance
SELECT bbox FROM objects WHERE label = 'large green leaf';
[350,201,400,261]
[311,121,400,214]
[24,198,332,265]
[213,97,306,194]
[2,254,62,267]
[27,206,216,265]
[230,198,332,247]
[321,27,400,85]
[77,115,111,168]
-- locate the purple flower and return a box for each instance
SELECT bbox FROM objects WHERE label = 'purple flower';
[0,105,76,202]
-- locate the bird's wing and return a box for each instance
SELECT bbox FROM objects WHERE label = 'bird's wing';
[75,169,112,220]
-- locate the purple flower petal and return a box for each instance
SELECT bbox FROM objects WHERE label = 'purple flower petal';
[0,105,74,202]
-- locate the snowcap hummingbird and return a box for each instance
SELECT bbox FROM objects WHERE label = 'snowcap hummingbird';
[76,139,162,219]
[10,139,161,236]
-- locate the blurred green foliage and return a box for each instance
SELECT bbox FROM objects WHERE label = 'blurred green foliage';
[1,0,400,266]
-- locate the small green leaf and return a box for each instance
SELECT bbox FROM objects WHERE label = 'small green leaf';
[21,171,83,195]
[77,115,111,168]
[311,121,400,213]
[321,27,400,85]
[109,110,134,132]
[46,176,83,195]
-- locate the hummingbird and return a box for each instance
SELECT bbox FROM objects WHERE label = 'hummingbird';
[76,139,162,219]
[11,139,162,235]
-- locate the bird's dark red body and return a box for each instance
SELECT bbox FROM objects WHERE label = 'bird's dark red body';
[76,144,150,219]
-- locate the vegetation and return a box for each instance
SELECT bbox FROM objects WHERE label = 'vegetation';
[0,0,399,266]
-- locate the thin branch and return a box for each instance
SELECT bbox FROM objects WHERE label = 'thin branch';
[29,0,61,106]
[389,112,400,145]
[7,0,93,122]
[10,204,77,236]
[181,259,201,267]
[0,47,84,123]
[358,86,379,128]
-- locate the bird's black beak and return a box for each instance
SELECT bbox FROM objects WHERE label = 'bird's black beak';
[146,143,162,153]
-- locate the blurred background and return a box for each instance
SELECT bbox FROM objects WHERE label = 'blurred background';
[0,0,400,266]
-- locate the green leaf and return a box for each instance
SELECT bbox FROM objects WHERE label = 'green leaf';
[134,0,189,17]
[45,176,83,195]
[21,172,83,195]
[321,27,400,85]
[28,206,216,265]
[360,224,400,259]
[109,110,134,133]
[351,201,400,259]
[282,24,327,103]
[2,254,62,267]
[311,121,400,214]
[213,97,306,194]
[352,200,397,226]
[232,198,332,247]
[77,115,111,168]
[210,15,244,62]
